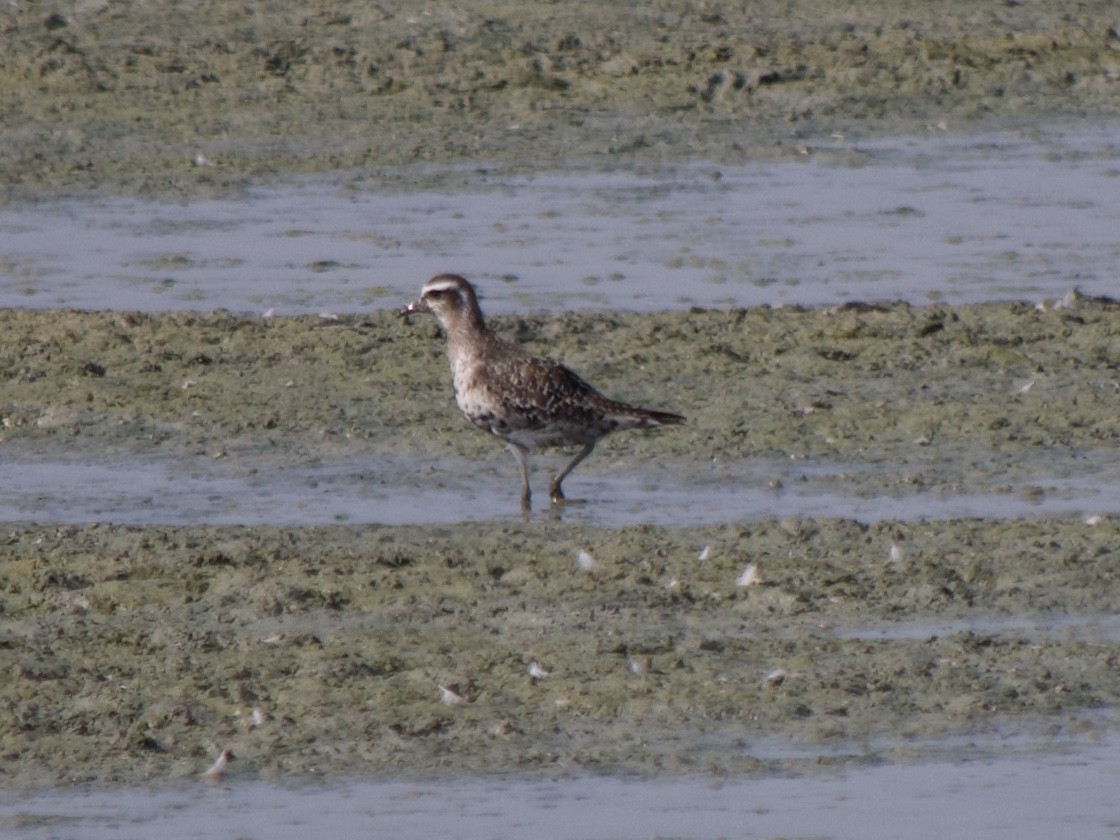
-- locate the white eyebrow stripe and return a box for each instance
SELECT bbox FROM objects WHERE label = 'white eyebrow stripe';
[422,278,463,295]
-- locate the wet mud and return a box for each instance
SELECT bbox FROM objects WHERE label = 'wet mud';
[1,301,1118,785]
[2,516,1118,787]
[1,299,1116,467]
[3,0,1120,791]
[4,0,1120,199]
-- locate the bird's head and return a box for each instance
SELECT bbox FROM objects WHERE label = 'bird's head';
[399,274,481,331]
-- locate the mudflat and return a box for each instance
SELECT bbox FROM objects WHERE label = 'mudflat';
[2,299,1118,784]
[4,0,1120,198]
[1,0,1119,788]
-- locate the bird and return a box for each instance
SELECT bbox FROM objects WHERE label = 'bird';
[400,274,684,515]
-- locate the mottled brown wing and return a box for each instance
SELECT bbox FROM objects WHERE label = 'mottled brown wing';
[486,353,684,431]
[484,354,607,431]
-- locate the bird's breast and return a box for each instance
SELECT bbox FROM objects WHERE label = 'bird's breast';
[448,351,486,405]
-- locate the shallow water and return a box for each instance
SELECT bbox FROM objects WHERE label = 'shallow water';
[2,734,1117,840]
[4,449,1117,527]
[3,123,1120,834]
[2,124,1118,316]
[831,612,1120,643]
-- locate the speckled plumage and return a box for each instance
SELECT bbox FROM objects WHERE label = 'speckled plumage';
[401,274,684,513]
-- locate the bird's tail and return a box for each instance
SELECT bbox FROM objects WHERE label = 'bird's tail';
[638,408,686,426]
[608,404,685,429]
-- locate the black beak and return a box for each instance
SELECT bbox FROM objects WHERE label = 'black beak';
[399,299,429,318]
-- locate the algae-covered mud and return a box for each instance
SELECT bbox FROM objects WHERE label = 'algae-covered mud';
[1,300,1116,467]
[1,302,1118,785]
[4,0,1120,198]
[3,0,1120,799]
[2,516,1118,788]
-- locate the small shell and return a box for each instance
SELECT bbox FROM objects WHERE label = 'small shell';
[202,748,234,780]
[766,668,791,685]
[576,550,598,572]
[438,685,470,706]
[735,563,761,587]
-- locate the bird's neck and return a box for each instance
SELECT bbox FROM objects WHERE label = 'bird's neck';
[442,304,490,363]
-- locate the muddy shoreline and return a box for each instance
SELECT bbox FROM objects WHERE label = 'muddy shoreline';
[1,302,1118,786]
[3,515,1119,788]
[2,0,1120,790]
[1,300,1116,465]
[5,1,1120,200]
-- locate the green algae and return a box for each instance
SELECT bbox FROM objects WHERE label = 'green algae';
[0,302,1118,785]
[0,300,1116,467]
[2,0,1120,788]
[4,0,1120,199]
[1,517,1117,786]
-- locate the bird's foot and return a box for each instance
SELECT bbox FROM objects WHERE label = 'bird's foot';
[550,495,588,506]
[548,484,587,506]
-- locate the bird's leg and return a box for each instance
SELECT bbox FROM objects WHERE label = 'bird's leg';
[549,442,595,505]
[507,443,532,518]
